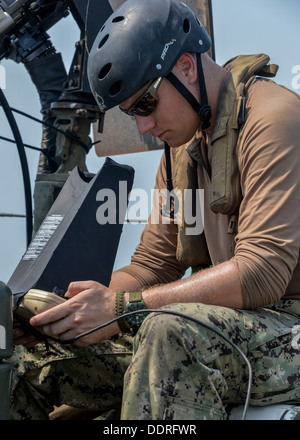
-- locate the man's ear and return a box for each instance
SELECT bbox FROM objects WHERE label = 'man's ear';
[173,52,198,85]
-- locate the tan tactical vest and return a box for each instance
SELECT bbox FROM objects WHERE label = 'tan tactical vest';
[171,54,280,268]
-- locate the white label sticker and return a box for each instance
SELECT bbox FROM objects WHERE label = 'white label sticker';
[23,214,64,261]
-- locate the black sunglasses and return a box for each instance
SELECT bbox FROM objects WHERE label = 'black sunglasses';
[119,77,163,117]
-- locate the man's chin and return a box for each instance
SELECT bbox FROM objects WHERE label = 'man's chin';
[160,136,182,148]
[167,137,193,149]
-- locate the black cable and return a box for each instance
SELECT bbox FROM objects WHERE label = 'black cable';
[0,88,33,246]
[10,106,91,153]
[48,308,252,420]
[0,135,43,152]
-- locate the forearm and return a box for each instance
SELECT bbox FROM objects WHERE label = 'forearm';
[131,260,243,310]
[27,262,242,346]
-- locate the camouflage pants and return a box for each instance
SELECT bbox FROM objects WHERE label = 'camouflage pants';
[9,300,300,420]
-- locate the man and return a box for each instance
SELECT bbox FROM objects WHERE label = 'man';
[10,0,300,420]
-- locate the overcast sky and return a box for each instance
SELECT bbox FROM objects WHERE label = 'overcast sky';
[0,0,299,284]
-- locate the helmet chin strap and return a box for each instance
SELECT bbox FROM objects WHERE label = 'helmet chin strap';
[161,141,175,219]
[165,53,211,131]
[162,53,211,219]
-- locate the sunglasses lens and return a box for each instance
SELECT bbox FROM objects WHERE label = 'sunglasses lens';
[130,93,157,116]
[120,78,162,117]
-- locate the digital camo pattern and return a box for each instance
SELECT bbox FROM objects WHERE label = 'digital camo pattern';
[122,300,300,419]
[9,334,133,419]
[9,300,300,420]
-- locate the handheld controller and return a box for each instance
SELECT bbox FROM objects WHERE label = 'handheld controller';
[15,289,66,337]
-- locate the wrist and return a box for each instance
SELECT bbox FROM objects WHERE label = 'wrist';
[115,290,148,334]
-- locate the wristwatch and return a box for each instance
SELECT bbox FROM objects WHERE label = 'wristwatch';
[124,291,148,331]
[115,290,148,334]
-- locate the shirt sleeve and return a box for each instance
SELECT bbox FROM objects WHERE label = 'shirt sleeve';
[117,152,187,288]
[232,78,300,309]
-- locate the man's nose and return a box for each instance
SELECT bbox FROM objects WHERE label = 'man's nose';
[134,115,155,136]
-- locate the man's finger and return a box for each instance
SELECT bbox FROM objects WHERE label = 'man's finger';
[65,280,94,298]
[29,301,69,327]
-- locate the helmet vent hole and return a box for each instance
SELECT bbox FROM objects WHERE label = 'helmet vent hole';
[110,80,123,96]
[112,15,124,23]
[98,34,109,49]
[183,18,191,33]
[98,63,112,80]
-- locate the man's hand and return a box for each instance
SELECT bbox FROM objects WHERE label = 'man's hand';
[13,326,39,348]
[29,281,120,346]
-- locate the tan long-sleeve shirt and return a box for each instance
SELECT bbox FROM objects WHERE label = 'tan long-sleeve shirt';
[118,76,300,310]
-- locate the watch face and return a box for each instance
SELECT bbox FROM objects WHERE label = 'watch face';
[125,302,148,328]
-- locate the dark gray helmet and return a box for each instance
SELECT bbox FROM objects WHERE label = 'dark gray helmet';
[87,0,211,112]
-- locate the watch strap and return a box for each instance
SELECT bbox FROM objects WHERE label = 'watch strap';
[115,290,130,334]
[124,291,148,332]
[128,291,143,303]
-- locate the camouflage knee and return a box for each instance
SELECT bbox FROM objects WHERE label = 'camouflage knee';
[122,301,300,419]
[122,303,247,420]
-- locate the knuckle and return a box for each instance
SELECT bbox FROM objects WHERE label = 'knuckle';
[74,315,83,325]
